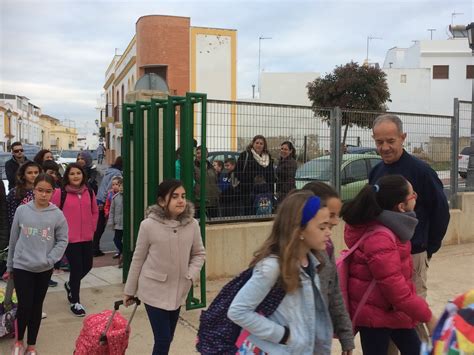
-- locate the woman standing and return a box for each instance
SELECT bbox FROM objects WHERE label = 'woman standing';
[0,181,8,251]
[275,141,297,204]
[6,162,41,228]
[7,174,68,355]
[51,163,98,317]
[234,135,275,215]
[341,175,437,355]
[124,179,205,355]
[33,149,54,165]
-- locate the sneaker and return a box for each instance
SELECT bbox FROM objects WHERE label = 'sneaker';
[11,341,24,355]
[41,312,47,319]
[93,250,105,257]
[48,279,58,287]
[70,303,86,317]
[64,282,73,303]
[112,253,120,259]
[24,349,38,355]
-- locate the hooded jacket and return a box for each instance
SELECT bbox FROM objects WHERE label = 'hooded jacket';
[7,201,68,273]
[107,192,123,230]
[50,187,99,244]
[344,211,432,329]
[124,202,206,310]
[97,166,122,204]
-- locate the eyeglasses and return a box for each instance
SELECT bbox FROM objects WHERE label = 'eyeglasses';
[35,188,54,195]
[406,191,418,201]
[13,149,24,153]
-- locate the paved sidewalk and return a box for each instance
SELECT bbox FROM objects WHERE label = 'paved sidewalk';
[1,243,473,354]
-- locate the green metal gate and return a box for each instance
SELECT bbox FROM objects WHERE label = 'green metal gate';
[122,92,207,310]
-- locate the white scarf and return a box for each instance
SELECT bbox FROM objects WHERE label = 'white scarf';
[251,148,270,168]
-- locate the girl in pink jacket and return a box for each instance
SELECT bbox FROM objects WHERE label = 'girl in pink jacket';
[51,163,98,317]
[340,174,437,355]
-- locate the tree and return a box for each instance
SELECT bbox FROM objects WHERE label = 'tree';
[307,61,390,145]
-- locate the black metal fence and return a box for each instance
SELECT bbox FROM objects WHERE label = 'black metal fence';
[187,99,472,222]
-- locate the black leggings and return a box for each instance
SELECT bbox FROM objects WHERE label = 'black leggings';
[93,209,106,253]
[13,268,52,345]
[65,241,93,304]
[359,326,421,355]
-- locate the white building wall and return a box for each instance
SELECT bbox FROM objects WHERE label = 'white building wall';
[259,72,319,106]
[195,33,232,100]
[383,38,472,116]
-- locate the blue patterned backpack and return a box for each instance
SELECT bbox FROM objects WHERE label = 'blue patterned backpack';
[196,268,285,354]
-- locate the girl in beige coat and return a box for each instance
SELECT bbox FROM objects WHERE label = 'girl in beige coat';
[124,179,206,355]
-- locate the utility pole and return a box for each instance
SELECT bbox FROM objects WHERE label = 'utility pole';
[258,36,272,96]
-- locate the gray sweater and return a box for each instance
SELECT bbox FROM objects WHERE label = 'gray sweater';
[7,201,69,273]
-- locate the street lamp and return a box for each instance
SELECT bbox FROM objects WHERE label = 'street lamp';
[6,109,12,149]
[465,22,474,191]
[17,116,22,142]
[258,36,272,96]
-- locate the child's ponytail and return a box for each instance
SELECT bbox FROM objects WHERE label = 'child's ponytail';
[341,174,410,225]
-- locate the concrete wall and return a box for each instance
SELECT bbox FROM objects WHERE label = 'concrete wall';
[205,192,474,279]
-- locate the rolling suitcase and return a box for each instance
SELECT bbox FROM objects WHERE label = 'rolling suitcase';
[74,298,140,355]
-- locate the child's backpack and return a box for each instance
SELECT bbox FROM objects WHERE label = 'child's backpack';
[196,267,285,354]
[254,193,273,216]
[421,289,474,355]
[336,228,394,329]
[0,279,17,339]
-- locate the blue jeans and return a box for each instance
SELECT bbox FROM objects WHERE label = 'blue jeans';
[113,229,123,254]
[359,327,421,355]
[145,304,181,355]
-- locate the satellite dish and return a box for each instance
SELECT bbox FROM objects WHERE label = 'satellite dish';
[134,73,169,92]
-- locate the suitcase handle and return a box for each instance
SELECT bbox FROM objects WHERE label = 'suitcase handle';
[114,297,141,310]
[99,298,141,345]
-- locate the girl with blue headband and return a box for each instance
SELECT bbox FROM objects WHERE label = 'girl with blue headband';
[228,190,333,354]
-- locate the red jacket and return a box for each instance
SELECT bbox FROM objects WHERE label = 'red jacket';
[344,222,431,329]
[51,188,99,244]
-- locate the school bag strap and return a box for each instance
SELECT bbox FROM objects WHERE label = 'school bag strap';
[59,186,94,211]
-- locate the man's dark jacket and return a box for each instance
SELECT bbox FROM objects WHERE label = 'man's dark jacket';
[5,157,29,191]
[369,150,450,257]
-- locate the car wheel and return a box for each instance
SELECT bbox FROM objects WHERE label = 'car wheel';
[459,172,467,179]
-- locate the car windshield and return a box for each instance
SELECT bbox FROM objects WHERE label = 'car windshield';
[295,159,332,181]
[61,151,81,158]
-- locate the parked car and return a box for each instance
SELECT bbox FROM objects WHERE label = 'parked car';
[295,154,382,201]
[459,146,474,179]
[346,146,379,155]
[22,144,41,161]
[57,150,82,165]
[207,151,240,164]
[0,152,10,191]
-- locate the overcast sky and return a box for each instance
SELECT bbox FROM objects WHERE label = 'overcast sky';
[0,0,471,131]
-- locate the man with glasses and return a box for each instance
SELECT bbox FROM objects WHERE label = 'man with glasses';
[369,114,449,346]
[5,141,30,190]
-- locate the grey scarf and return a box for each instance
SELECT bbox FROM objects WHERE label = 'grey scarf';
[376,210,418,242]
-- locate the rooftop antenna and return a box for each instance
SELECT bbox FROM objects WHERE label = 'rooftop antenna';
[427,28,436,40]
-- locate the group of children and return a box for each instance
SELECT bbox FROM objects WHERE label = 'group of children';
[117,173,438,355]
[4,154,124,355]
[4,151,438,354]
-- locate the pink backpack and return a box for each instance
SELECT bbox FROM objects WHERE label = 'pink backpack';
[336,228,395,329]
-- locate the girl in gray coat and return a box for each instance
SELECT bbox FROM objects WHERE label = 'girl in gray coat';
[228,190,333,355]
[7,174,68,355]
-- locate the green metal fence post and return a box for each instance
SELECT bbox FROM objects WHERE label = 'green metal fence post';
[122,103,135,282]
[147,99,160,206]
